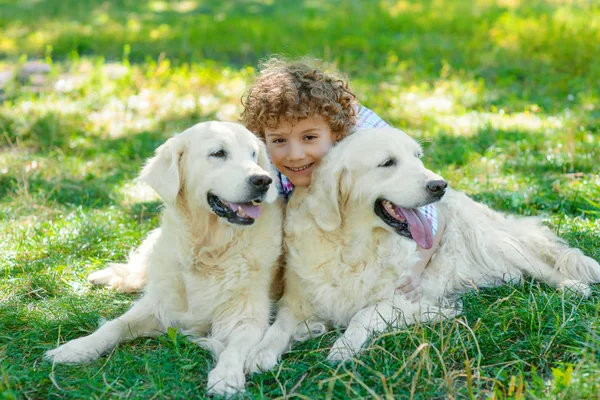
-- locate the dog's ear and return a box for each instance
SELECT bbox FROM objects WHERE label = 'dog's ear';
[307,154,347,232]
[256,138,279,204]
[139,135,186,205]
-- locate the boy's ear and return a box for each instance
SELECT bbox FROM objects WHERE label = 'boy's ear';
[307,152,348,232]
[139,135,186,206]
[256,138,279,204]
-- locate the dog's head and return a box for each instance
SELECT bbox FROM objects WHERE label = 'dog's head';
[308,127,446,247]
[140,121,278,226]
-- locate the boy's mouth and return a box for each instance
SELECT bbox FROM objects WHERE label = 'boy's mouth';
[285,162,315,172]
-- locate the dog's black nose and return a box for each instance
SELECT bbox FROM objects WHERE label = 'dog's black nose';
[249,175,273,191]
[426,179,448,195]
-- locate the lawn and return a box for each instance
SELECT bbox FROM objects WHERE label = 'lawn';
[1,0,599,398]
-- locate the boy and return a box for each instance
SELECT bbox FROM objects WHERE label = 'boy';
[241,57,445,300]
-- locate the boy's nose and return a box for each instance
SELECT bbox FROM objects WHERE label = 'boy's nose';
[287,142,305,161]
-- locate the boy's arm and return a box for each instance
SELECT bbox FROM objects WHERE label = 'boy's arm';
[396,211,445,302]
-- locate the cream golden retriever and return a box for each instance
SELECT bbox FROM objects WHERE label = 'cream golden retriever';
[46,121,283,396]
[246,127,600,371]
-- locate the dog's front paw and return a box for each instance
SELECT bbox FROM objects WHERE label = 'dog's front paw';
[292,320,328,341]
[45,337,102,364]
[326,338,357,363]
[245,344,280,374]
[559,279,591,297]
[207,366,245,397]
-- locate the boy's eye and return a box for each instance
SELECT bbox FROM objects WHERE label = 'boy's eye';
[304,135,317,141]
[210,149,227,158]
[378,158,397,168]
[272,138,286,144]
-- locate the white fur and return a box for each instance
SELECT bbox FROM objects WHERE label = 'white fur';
[246,127,600,372]
[46,121,283,396]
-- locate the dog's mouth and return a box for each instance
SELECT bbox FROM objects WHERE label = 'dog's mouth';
[374,198,434,249]
[207,193,263,225]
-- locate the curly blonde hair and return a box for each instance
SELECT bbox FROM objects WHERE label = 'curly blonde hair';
[240,57,358,138]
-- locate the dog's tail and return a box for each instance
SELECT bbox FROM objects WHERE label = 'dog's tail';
[88,229,160,293]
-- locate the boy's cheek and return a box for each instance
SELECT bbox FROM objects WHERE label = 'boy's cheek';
[265,146,282,161]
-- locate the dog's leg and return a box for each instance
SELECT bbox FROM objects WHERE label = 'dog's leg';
[87,262,147,293]
[514,222,600,287]
[327,301,401,363]
[88,229,159,292]
[327,297,458,362]
[206,322,264,396]
[500,237,595,296]
[45,297,162,364]
[554,248,600,287]
[245,306,302,374]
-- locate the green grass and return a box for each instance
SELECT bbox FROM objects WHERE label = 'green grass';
[1,0,599,398]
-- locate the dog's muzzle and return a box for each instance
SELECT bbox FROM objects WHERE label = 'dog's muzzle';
[207,174,273,225]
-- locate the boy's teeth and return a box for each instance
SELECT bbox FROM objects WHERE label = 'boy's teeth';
[288,164,311,171]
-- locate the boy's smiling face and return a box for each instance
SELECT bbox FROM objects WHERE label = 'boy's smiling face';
[265,116,340,187]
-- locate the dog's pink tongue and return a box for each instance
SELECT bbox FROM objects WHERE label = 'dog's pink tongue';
[398,207,434,249]
[231,203,262,218]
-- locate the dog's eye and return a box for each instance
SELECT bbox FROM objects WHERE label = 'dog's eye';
[416,151,423,159]
[210,149,227,158]
[252,151,257,159]
[378,158,397,168]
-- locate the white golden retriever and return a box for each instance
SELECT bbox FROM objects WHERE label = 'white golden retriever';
[46,121,283,396]
[246,127,600,371]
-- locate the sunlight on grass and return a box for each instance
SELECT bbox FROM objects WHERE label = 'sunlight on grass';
[435,111,562,136]
[384,0,425,16]
[118,181,159,206]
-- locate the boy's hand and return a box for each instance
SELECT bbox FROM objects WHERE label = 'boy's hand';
[396,262,425,302]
